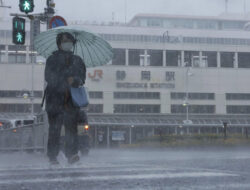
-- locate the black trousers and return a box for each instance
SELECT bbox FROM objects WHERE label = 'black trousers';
[47,109,79,160]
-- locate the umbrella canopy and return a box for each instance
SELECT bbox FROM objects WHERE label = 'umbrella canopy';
[34,26,113,67]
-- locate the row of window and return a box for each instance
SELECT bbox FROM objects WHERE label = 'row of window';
[172,93,250,100]
[0,53,37,64]
[2,47,250,69]
[0,91,43,98]
[0,104,42,113]
[1,91,250,101]
[112,49,250,68]
[171,93,215,100]
[99,33,250,46]
[114,104,161,113]
[0,103,103,114]
[114,92,160,99]
[171,105,215,114]
[1,103,250,114]
[226,93,250,100]
[2,29,250,50]
[139,18,245,30]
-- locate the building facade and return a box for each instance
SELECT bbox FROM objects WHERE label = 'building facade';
[1,14,250,115]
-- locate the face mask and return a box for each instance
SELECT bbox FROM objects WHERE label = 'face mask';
[61,42,73,51]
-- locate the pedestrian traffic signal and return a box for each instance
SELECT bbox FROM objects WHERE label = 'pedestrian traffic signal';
[12,17,26,45]
[19,0,34,14]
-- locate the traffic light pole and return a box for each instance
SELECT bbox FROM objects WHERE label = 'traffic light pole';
[10,4,54,116]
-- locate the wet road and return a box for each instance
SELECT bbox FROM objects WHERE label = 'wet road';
[0,147,250,190]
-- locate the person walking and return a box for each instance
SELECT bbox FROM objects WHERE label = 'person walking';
[45,32,86,164]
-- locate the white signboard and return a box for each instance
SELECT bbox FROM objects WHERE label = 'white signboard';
[112,131,125,141]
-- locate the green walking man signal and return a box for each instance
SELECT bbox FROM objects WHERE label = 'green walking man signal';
[12,17,26,45]
[19,0,34,14]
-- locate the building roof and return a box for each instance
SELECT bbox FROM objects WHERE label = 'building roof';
[87,114,250,127]
[130,13,250,24]
[0,113,250,127]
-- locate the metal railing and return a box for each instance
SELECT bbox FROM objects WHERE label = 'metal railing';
[0,123,46,151]
[0,111,48,151]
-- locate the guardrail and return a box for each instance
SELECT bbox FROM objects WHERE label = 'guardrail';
[0,122,46,152]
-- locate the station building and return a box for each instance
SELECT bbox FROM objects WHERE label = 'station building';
[1,13,250,146]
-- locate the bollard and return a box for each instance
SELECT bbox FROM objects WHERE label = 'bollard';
[223,122,227,140]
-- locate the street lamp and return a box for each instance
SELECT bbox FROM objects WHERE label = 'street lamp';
[19,90,34,116]
[183,64,193,125]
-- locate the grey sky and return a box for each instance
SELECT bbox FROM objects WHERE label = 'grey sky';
[2,0,250,23]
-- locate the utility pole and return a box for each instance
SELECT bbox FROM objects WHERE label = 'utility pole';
[10,0,55,116]
[183,65,193,125]
[225,0,229,13]
[244,0,247,15]
[124,0,127,24]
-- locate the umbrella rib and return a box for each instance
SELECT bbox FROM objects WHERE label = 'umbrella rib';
[84,36,106,66]
[89,44,104,66]
[35,34,56,49]
[83,35,113,64]
[34,27,113,66]
[37,39,57,58]
[79,38,95,67]
[91,39,113,63]
[92,37,113,56]
[34,34,57,56]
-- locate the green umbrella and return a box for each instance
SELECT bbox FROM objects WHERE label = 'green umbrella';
[34,26,113,67]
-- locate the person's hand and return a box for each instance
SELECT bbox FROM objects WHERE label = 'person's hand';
[67,77,74,85]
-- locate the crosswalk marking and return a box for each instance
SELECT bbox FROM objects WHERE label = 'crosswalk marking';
[0,167,239,185]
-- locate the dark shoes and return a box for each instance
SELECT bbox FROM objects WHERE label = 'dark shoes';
[68,154,80,164]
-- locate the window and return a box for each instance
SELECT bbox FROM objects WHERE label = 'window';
[114,104,160,113]
[171,92,215,100]
[196,20,217,29]
[220,52,234,68]
[112,49,126,65]
[89,91,103,99]
[129,49,143,66]
[184,51,199,67]
[226,93,250,100]
[202,51,217,67]
[238,53,250,68]
[0,90,43,98]
[0,103,41,113]
[87,104,103,113]
[114,92,160,99]
[147,50,163,66]
[222,21,244,30]
[8,45,26,51]
[147,19,162,27]
[166,51,180,67]
[8,54,26,64]
[171,104,215,114]
[227,105,250,114]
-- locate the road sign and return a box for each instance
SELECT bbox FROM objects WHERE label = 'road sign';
[49,15,67,29]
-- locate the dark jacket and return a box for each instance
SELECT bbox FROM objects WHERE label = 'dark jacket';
[45,50,86,114]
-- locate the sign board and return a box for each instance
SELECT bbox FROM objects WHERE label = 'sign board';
[49,16,67,29]
[112,131,125,141]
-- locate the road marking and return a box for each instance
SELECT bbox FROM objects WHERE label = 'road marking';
[0,171,238,185]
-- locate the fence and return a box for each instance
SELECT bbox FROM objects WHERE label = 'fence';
[0,123,46,151]
[0,111,48,151]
